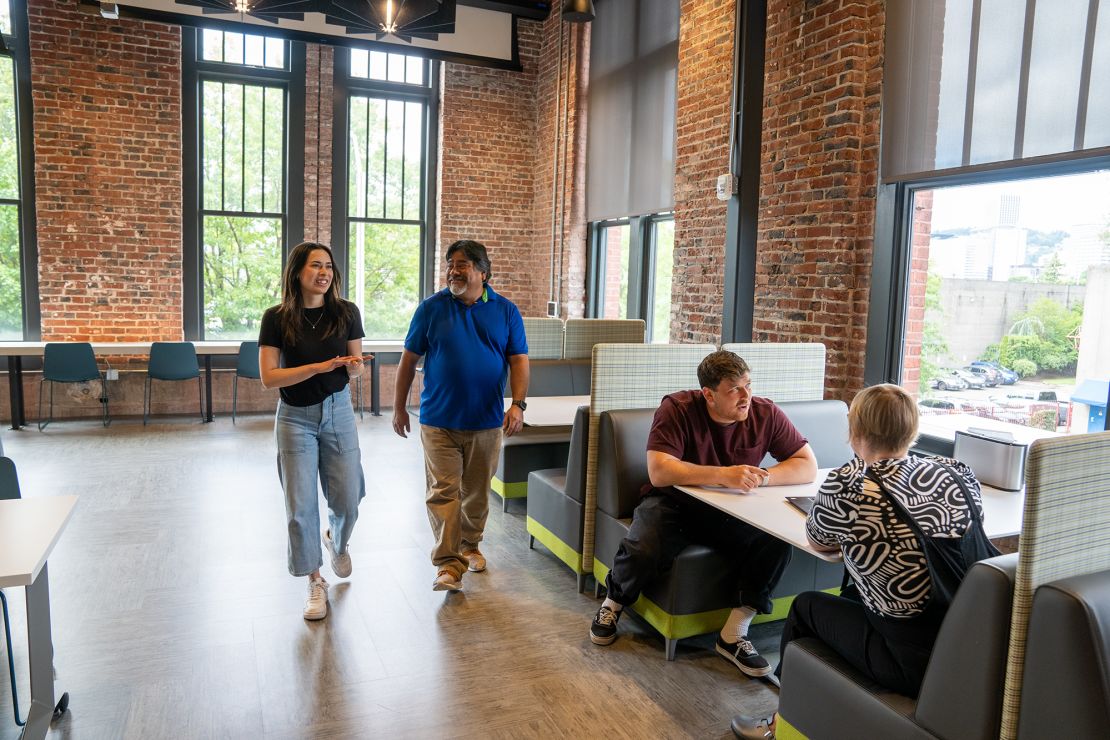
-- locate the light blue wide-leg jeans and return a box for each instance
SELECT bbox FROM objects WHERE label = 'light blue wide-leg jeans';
[275,385,366,577]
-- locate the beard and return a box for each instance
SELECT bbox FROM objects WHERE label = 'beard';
[448,281,467,296]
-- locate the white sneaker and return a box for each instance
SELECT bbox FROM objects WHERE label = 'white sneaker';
[303,576,329,620]
[323,530,352,578]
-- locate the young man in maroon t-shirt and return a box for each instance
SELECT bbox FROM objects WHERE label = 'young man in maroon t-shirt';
[589,350,818,677]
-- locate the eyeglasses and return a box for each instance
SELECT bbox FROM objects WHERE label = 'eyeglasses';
[445,260,475,272]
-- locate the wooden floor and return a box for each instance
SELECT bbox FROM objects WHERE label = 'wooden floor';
[0,414,780,739]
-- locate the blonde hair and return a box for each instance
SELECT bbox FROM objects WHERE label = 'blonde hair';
[848,384,919,455]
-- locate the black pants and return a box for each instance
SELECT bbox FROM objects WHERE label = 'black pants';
[776,591,940,697]
[605,490,792,615]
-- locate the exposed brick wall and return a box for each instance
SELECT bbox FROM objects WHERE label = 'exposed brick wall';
[304,43,334,245]
[754,0,885,400]
[902,189,933,396]
[29,0,182,343]
[439,19,547,316]
[672,0,736,344]
[534,17,589,320]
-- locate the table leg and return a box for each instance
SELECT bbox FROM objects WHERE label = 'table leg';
[370,356,381,416]
[21,563,58,740]
[8,355,25,430]
[204,355,214,423]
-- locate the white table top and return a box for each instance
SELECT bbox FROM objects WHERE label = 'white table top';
[918,413,1059,445]
[677,468,1023,561]
[0,339,406,357]
[677,473,843,562]
[0,496,79,588]
[504,395,589,427]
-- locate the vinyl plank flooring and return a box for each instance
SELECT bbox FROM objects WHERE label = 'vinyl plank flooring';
[0,415,782,739]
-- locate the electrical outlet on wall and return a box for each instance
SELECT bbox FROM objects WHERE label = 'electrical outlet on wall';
[547,301,559,317]
[716,173,737,201]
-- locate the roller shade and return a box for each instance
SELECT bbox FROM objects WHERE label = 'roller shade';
[882,0,1110,182]
[586,0,678,221]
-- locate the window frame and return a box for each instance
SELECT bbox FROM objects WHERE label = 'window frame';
[864,152,1110,390]
[1,0,40,339]
[181,27,306,341]
[330,49,439,334]
[586,212,674,340]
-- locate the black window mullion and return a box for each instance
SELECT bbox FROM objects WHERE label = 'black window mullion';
[363,97,371,220]
[382,98,389,219]
[220,81,226,210]
[261,87,267,213]
[401,101,407,221]
[240,82,246,212]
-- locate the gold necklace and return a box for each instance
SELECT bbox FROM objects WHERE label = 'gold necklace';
[303,307,324,330]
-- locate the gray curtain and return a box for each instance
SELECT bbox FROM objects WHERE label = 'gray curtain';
[586,0,679,221]
[882,0,1110,182]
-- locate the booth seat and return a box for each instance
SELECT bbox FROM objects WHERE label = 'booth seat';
[490,359,591,509]
[591,400,854,659]
[1016,568,1110,737]
[525,405,591,591]
[776,554,1018,740]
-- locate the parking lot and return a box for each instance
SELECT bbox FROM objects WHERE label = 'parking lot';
[920,378,1073,432]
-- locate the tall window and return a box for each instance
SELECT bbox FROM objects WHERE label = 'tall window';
[0,0,34,339]
[873,0,1110,439]
[184,29,304,339]
[588,214,673,343]
[898,168,1110,437]
[339,49,435,339]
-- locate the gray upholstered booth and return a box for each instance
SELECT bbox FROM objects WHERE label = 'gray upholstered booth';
[591,400,853,659]
[1016,569,1110,737]
[525,405,591,591]
[776,554,1019,740]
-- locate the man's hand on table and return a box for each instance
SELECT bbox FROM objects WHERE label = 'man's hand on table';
[718,464,770,492]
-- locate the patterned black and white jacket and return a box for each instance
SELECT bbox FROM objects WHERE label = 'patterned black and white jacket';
[807,454,985,619]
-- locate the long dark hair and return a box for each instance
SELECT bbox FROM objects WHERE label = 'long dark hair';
[277,241,353,347]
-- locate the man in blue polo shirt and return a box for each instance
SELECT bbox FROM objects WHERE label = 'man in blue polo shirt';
[392,239,530,592]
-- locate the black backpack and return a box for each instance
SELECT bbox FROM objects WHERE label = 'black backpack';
[866,461,1001,609]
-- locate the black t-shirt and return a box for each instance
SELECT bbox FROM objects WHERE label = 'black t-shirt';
[258,302,365,407]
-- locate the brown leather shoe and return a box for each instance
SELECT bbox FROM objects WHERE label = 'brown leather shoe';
[463,549,486,572]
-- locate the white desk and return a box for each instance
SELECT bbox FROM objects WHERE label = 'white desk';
[0,495,78,739]
[0,339,405,428]
[504,395,589,427]
[677,468,1023,561]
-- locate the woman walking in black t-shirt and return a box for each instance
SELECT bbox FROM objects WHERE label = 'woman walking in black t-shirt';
[258,241,367,620]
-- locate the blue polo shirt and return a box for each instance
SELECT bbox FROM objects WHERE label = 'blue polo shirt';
[404,285,528,431]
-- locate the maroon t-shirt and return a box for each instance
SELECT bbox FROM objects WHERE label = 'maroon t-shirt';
[644,390,808,496]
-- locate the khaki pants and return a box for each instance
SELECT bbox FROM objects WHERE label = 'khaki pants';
[420,425,503,578]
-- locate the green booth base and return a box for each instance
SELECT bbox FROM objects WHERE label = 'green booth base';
[525,517,588,592]
[775,716,805,739]
[490,476,528,511]
[591,560,837,660]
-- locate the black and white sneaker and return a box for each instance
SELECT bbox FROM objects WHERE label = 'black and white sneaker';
[716,634,772,677]
[590,605,622,645]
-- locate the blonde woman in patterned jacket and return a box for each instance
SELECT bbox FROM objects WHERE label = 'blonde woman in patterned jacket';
[731,384,987,740]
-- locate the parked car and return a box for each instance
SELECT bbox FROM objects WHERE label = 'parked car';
[1007,390,1068,426]
[954,368,985,389]
[919,398,956,411]
[964,364,1000,387]
[929,371,968,391]
[971,360,1018,385]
